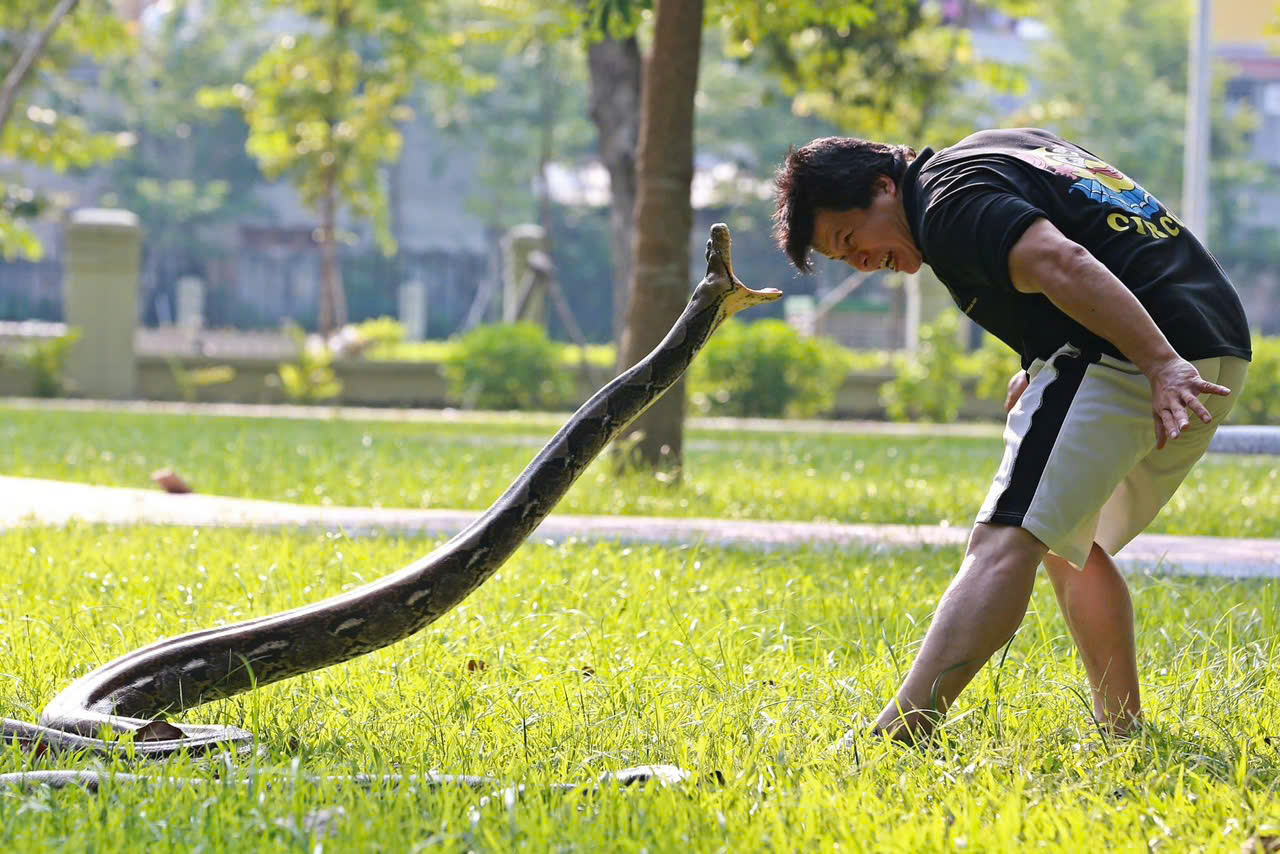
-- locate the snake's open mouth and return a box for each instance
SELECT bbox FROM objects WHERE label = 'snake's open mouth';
[739,282,783,299]
[706,223,783,313]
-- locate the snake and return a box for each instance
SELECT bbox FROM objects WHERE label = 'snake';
[0,223,781,791]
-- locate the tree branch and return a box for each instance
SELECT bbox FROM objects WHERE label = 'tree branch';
[0,0,82,138]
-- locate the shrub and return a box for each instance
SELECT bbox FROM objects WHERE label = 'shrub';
[167,359,236,403]
[879,312,967,423]
[18,328,81,397]
[273,324,342,403]
[1230,335,1280,424]
[968,332,1024,405]
[688,319,853,418]
[443,322,574,410]
[966,332,1278,425]
[891,324,1278,426]
[355,316,407,353]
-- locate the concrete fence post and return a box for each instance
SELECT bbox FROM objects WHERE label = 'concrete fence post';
[176,275,205,331]
[500,224,548,326]
[63,208,142,399]
[398,280,427,341]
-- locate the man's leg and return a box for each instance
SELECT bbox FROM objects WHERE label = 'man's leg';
[874,522,1047,741]
[1043,544,1142,734]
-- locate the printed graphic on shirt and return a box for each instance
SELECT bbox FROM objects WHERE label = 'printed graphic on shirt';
[1017,145,1184,241]
[1019,145,1158,215]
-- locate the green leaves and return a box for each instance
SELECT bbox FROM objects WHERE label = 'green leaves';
[0,0,130,64]
[14,327,81,397]
[1230,336,1280,425]
[0,182,46,260]
[199,1,456,257]
[716,0,1012,143]
[688,318,854,418]
[879,311,968,423]
[275,324,344,403]
[136,178,230,220]
[1024,0,1278,271]
[443,322,576,410]
[2,112,123,173]
[0,0,130,259]
[1024,0,1189,204]
[0,217,43,261]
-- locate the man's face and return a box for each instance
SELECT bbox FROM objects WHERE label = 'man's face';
[810,177,922,274]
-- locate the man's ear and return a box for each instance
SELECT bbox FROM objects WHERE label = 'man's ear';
[877,175,897,197]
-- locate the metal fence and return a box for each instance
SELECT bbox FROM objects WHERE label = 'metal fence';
[0,260,63,322]
[1,248,490,337]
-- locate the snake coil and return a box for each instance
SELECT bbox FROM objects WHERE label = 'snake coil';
[1,224,780,790]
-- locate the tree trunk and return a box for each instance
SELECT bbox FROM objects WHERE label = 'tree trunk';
[586,35,642,345]
[316,0,348,338]
[615,0,704,473]
[317,176,346,336]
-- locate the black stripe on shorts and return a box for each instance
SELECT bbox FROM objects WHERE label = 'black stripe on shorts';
[988,349,1099,525]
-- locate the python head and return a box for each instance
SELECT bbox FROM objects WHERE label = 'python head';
[692,223,783,330]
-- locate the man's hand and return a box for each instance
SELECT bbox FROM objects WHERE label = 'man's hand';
[1147,357,1231,449]
[1004,369,1029,413]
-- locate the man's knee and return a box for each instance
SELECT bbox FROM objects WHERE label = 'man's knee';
[1047,541,1121,580]
[963,522,1049,582]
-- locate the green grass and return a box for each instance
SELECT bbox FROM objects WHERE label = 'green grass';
[1,406,1277,538]
[1,525,1278,851]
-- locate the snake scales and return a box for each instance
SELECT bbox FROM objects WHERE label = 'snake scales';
[1,224,780,791]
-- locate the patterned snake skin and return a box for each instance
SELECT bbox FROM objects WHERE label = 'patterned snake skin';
[0,224,781,789]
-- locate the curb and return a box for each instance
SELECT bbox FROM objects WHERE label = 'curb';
[2,476,1276,580]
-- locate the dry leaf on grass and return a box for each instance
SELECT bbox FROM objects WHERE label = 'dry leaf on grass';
[151,469,193,494]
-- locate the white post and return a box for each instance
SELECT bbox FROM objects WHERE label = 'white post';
[176,275,205,331]
[398,280,427,341]
[1182,0,1212,238]
[63,208,142,399]
[500,224,549,325]
[903,272,921,353]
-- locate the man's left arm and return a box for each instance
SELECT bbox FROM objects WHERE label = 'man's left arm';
[1007,217,1231,449]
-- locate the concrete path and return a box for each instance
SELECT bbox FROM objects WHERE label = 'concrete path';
[6,396,1278,450]
[2,475,1276,579]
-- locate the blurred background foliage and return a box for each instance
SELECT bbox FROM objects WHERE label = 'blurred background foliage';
[4,0,1271,305]
[1023,0,1279,270]
[4,1,1275,280]
[688,318,854,419]
[0,0,132,259]
[1,0,1278,421]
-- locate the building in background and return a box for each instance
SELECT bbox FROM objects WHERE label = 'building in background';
[1219,0,1280,188]
[1215,0,1280,331]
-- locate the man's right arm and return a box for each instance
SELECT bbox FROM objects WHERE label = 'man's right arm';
[1006,218,1230,448]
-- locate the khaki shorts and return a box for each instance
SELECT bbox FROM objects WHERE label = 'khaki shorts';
[976,343,1249,568]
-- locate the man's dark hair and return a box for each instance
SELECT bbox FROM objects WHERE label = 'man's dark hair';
[773,137,917,272]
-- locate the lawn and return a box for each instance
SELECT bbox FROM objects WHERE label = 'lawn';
[1,526,1277,851]
[1,406,1277,538]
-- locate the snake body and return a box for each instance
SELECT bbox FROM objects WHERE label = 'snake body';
[1,224,780,784]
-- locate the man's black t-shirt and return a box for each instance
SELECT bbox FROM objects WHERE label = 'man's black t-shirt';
[901,127,1252,368]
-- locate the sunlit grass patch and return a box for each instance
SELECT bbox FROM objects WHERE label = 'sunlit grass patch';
[1,525,1277,850]
[2,406,1277,537]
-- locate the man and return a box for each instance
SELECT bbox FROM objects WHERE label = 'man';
[773,128,1251,741]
